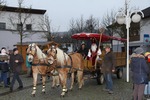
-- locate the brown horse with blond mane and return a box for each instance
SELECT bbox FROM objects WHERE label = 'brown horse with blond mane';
[26,43,55,96]
[47,44,84,97]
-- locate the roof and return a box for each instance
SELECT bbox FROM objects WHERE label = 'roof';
[0,6,46,14]
[142,7,150,19]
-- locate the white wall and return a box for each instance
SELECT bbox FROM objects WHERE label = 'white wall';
[140,18,150,43]
[0,11,45,31]
[0,30,47,50]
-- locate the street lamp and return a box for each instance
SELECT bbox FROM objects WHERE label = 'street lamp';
[116,9,144,82]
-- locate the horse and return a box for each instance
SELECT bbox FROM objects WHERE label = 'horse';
[26,43,57,96]
[47,45,84,97]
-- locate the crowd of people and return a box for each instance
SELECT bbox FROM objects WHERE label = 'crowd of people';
[0,47,24,92]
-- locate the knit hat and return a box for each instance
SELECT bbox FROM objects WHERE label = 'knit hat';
[1,47,6,54]
[134,47,144,54]
[104,44,111,49]
[81,41,85,45]
[13,48,18,52]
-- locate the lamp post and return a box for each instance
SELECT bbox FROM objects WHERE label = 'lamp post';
[116,6,144,82]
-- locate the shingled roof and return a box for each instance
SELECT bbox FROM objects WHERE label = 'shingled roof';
[142,7,150,19]
[0,6,46,14]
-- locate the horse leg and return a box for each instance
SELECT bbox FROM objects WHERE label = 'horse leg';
[51,76,55,88]
[32,72,38,97]
[59,73,67,97]
[56,75,60,87]
[77,70,84,89]
[69,72,74,90]
[42,75,46,93]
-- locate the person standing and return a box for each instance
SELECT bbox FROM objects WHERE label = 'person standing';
[9,48,24,92]
[26,54,32,77]
[101,45,115,94]
[130,47,149,100]
[0,47,9,88]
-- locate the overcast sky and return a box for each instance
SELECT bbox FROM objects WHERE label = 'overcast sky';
[6,0,150,32]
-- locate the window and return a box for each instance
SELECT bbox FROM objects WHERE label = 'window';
[17,24,23,31]
[0,22,6,29]
[26,24,32,30]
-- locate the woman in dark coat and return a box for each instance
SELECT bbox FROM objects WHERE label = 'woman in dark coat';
[130,47,149,100]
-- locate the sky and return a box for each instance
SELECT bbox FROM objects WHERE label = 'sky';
[6,0,150,32]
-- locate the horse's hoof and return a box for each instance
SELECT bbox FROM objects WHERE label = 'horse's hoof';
[65,90,68,93]
[56,84,60,87]
[60,95,65,97]
[69,88,73,91]
[78,88,82,90]
[32,94,35,97]
[42,91,46,94]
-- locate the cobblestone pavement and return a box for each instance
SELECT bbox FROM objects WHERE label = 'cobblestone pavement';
[0,68,145,100]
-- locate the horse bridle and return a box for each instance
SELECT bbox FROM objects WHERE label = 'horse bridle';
[47,47,57,61]
[27,44,37,57]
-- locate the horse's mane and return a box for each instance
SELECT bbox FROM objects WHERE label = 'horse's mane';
[35,45,47,59]
[56,47,68,65]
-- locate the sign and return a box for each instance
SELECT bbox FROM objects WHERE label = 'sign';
[144,34,150,45]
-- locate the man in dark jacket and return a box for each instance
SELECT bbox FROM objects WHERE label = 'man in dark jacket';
[9,48,24,92]
[130,47,149,100]
[101,45,115,94]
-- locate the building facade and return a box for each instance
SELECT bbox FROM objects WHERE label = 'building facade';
[113,6,150,54]
[0,6,47,50]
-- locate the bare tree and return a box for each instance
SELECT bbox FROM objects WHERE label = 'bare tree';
[9,0,32,54]
[85,15,100,33]
[38,14,58,41]
[0,0,6,13]
[69,15,100,34]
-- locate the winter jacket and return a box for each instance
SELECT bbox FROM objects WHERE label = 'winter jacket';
[26,55,31,68]
[101,51,116,74]
[130,54,149,84]
[9,54,24,73]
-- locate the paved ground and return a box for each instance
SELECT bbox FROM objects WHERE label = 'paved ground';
[0,68,147,100]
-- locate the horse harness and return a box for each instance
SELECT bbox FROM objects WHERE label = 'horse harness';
[55,51,83,72]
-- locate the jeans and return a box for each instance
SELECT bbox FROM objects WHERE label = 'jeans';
[10,72,23,88]
[104,73,113,91]
[0,72,8,87]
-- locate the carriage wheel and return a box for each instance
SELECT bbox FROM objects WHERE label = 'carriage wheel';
[116,69,123,79]
[96,74,104,85]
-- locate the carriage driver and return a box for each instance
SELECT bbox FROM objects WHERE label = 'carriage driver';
[77,41,88,59]
[87,38,102,68]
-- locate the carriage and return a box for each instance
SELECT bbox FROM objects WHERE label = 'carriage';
[71,32,127,84]
[25,33,126,97]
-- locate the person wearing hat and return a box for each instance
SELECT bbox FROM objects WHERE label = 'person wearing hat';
[130,47,149,100]
[9,48,24,92]
[0,47,9,88]
[101,44,115,94]
[77,42,88,59]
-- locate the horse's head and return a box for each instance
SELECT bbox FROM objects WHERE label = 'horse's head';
[26,43,37,62]
[47,45,57,64]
